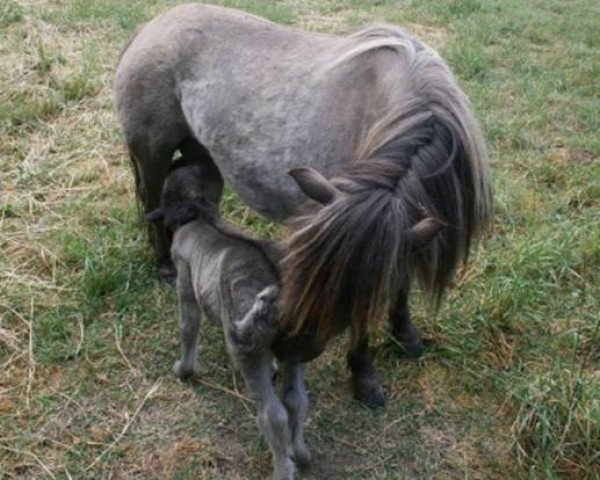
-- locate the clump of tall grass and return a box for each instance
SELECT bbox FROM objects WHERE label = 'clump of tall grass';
[0,0,23,27]
[511,357,599,478]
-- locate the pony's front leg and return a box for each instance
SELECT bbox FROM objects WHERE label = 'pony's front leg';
[388,283,425,357]
[347,329,385,408]
[173,260,201,380]
[241,362,295,480]
[281,363,310,466]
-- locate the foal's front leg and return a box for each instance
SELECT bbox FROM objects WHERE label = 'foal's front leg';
[241,361,295,480]
[281,363,310,466]
[348,328,385,408]
[172,260,201,379]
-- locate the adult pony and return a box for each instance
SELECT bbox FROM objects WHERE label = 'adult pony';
[115,4,492,407]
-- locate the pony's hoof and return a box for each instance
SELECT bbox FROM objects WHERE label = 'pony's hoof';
[353,382,386,408]
[159,262,177,282]
[399,338,425,358]
[391,336,433,358]
[173,360,196,380]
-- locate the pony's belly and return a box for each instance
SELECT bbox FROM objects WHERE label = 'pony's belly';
[216,156,307,222]
[176,31,369,221]
[183,93,324,221]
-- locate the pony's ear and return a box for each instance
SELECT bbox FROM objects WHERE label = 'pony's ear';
[407,218,445,250]
[289,167,340,205]
[146,207,165,223]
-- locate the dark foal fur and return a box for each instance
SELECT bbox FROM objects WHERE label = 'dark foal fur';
[148,158,310,480]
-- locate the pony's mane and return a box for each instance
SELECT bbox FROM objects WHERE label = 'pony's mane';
[325,24,430,72]
[335,22,491,248]
[281,26,492,347]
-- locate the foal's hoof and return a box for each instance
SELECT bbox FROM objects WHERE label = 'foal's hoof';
[274,458,296,480]
[291,443,311,467]
[353,380,386,408]
[173,361,196,380]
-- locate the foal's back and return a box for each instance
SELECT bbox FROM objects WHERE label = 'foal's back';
[173,218,280,327]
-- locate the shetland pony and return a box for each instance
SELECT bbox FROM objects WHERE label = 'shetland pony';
[148,157,309,480]
[115,4,492,407]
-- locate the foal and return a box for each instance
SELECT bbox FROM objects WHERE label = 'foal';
[147,158,309,480]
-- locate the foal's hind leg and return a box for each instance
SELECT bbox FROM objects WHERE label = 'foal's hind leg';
[241,360,295,480]
[281,363,310,466]
[388,283,425,357]
[348,326,385,408]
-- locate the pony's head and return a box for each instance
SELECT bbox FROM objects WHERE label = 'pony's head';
[146,156,218,232]
[278,165,445,357]
[290,167,445,249]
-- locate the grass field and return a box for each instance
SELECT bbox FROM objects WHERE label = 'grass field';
[1,0,598,478]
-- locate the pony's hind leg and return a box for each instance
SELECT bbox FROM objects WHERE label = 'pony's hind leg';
[241,360,295,480]
[129,139,178,279]
[117,62,191,279]
[388,283,425,357]
[281,363,310,466]
[348,329,386,408]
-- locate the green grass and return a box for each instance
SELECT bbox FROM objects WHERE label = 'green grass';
[1,0,598,479]
[0,0,23,28]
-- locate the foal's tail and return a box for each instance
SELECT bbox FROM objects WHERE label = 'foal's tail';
[230,286,280,355]
[281,37,492,347]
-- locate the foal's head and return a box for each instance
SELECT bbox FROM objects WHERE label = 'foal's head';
[146,156,218,232]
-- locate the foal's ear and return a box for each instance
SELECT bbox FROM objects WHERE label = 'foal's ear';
[288,167,340,205]
[146,207,165,223]
[171,203,201,226]
[407,217,445,250]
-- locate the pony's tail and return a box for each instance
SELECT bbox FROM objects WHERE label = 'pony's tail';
[127,149,145,225]
[281,42,491,348]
